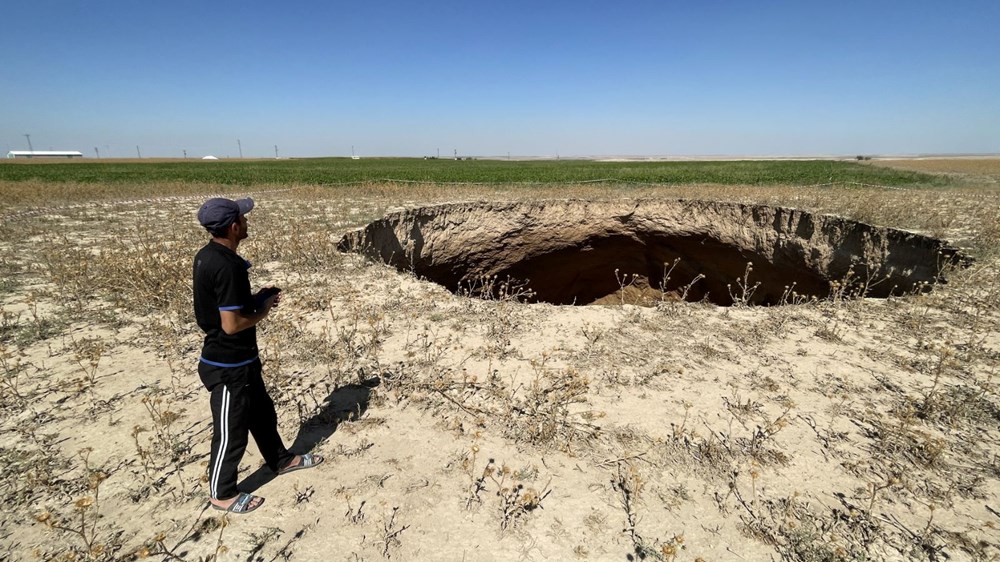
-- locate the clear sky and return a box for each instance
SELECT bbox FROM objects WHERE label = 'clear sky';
[2,0,998,158]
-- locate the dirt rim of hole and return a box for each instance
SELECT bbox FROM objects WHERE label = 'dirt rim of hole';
[338,199,971,306]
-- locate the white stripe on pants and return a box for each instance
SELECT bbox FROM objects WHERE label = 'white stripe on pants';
[209,386,230,499]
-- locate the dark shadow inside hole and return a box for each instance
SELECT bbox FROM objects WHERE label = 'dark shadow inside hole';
[441,234,846,306]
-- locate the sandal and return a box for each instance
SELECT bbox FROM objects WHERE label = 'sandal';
[210,492,264,514]
[278,453,324,475]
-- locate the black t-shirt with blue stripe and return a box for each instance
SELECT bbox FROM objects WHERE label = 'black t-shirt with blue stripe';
[193,241,259,366]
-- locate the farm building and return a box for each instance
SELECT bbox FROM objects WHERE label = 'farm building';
[6,150,84,159]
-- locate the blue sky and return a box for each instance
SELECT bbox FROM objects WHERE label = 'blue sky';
[2,1,998,158]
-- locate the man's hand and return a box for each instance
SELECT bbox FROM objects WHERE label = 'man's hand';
[255,286,282,310]
[266,289,282,308]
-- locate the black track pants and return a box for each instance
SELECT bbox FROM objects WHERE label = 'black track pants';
[201,359,294,500]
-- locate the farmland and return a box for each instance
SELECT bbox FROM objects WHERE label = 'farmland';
[0,157,942,188]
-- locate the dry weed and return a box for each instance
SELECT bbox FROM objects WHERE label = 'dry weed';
[0,175,997,560]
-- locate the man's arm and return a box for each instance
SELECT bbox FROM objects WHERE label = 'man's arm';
[219,293,280,335]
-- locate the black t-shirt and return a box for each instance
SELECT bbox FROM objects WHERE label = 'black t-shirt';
[193,241,259,366]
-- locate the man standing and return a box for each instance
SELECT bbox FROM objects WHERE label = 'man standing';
[193,197,323,513]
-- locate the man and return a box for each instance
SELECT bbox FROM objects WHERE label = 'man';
[193,197,323,514]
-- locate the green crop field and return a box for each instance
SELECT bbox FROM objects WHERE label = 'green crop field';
[0,157,940,187]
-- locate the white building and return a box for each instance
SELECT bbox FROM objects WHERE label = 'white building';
[6,151,84,159]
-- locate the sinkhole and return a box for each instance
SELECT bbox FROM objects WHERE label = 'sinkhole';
[338,200,969,307]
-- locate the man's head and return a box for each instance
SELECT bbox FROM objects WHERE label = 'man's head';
[198,197,254,239]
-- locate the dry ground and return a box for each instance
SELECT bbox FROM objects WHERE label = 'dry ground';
[870,157,1000,184]
[1,166,999,561]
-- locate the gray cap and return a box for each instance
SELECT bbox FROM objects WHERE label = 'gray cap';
[197,197,254,231]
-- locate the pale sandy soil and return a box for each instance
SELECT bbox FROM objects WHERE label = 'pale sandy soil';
[870,158,1000,182]
[0,178,998,562]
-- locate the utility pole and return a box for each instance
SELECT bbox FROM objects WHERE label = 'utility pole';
[136,146,141,158]
[24,134,33,152]
[274,145,278,159]
[237,139,243,158]
[183,149,187,159]
[94,147,100,158]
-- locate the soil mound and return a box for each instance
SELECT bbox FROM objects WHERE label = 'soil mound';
[338,200,968,306]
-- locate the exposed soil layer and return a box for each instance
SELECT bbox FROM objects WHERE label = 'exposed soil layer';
[339,200,969,306]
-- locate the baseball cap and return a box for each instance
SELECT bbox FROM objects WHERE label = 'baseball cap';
[197,197,254,231]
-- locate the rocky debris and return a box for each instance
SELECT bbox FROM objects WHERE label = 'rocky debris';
[338,199,969,306]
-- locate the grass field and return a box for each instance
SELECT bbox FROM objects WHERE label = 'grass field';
[0,157,943,187]
[1,159,997,561]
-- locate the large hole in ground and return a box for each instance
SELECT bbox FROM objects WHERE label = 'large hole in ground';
[338,200,969,306]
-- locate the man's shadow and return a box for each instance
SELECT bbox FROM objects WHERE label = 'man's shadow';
[238,376,380,493]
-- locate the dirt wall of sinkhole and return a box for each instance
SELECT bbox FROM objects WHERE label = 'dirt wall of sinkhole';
[338,200,968,306]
